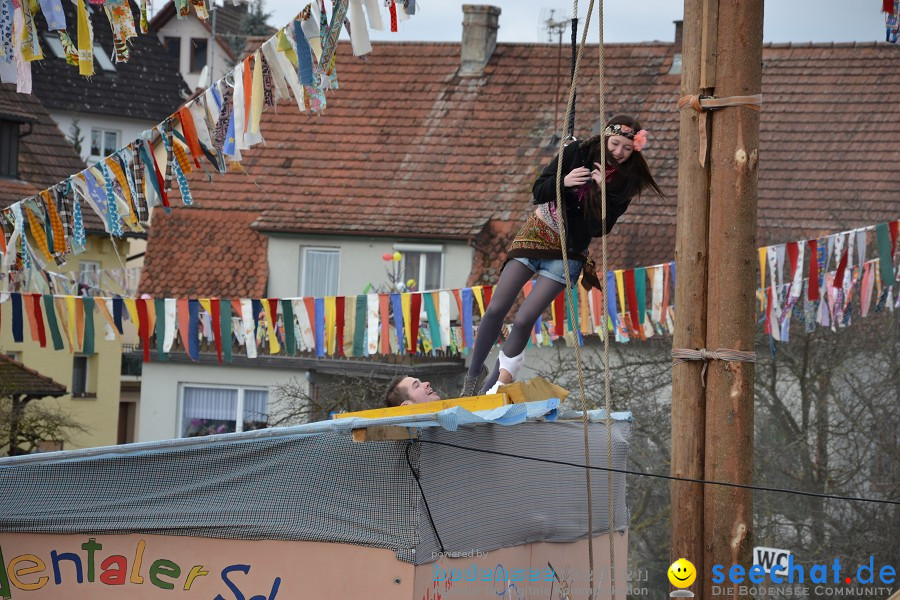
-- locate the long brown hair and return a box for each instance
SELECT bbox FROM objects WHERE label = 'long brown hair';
[580,114,663,220]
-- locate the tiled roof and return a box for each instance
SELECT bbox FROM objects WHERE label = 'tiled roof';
[0,179,40,206]
[0,354,68,397]
[0,84,108,232]
[143,40,900,295]
[138,208,268,297]
[30,1,188,121]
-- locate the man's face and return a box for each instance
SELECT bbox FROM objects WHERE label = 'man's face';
[398,377,441,405]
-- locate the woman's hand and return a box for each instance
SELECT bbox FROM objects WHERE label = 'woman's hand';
[590,162,607,186]
[563,166,591,188]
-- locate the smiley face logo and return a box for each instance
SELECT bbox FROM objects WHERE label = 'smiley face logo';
[668,558,697,588]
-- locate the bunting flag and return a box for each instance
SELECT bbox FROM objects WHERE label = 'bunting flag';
[353,294,366,356]
[366,293,379,356]
[391,292,405,354]
[1,0,418,282]
[876,223,895,285]
[379,293,390,354]
[1,221,896,359]
[460,288,473,349]
[294,298,314,352]
[313,297,324,357]
[81,296,94,355]
[438,291,451,351]
[280,298,295,356]
[220,299,233,363]
[408,292,421,354]
[340,295,352,356]
[423,291,441,350]
[42,294,64,350]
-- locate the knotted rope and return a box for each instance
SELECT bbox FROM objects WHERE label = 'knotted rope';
[671,347,757,386]
[677,93,762,167]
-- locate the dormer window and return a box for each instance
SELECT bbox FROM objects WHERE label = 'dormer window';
[0,119,20,178]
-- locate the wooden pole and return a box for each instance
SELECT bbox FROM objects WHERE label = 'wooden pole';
[703,1,764,598]
[670,0,712,595]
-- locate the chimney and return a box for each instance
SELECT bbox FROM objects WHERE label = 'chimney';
[460,5,501,76]
[669,20,683,75]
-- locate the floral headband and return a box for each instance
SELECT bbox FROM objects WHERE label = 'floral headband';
[604,123,648,152]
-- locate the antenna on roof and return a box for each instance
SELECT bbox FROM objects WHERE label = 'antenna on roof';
[538,8,569,43]
[538,8,571,144]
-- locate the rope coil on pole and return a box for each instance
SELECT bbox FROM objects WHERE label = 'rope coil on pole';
[677,93,762,166]
[671,347,757,386]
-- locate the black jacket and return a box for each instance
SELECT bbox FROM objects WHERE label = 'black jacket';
[531,141,632,254]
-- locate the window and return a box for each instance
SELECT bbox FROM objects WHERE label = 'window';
[43,34,66,59]
[72,355,92,396]
[163,37,181,62]
[89,128,119,161]
[189,38,208,73]
[0,120,19,178]
[300,248,340,297]
[396,244,444,291]
[180,385,269,437]
[93,44,115,71]
[78,260,101,296]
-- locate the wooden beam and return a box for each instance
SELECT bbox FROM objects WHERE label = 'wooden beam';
[700,0,719,89]
[703,1,763,598]
[671,0,712,593]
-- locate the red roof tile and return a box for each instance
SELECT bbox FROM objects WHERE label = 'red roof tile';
[139,208,268,297]
[143,40,900,295]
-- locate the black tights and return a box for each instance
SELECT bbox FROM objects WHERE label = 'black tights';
[467,260,566,392]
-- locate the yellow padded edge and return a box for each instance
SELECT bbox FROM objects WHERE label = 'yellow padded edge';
[333,394,509,420]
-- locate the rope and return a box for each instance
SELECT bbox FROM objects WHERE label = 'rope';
[594,1,619,596]
[405,441,445,553]
[677,93,762,166]
[671,347,757,387]
[551,0,610,596]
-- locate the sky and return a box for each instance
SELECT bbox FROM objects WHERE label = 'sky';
[262,0,888,46]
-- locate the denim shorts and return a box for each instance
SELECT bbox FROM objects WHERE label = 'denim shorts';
[513,257,583,287]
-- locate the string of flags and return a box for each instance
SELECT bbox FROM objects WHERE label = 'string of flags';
[1,0,414,92]
[3,265,141,297]
[0,0,416,276]
[2,221,896,362]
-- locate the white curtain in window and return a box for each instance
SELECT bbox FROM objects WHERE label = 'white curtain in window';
[183,387,238,421]
[243,389,269,421]
[303,249,339,296]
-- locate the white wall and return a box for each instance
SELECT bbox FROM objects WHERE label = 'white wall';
[266,234,474,299]
[155,16,233,91]
[48,110,157,165]
[137,362,303,442]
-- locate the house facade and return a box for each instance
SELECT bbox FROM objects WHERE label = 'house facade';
[136,6,899,443]
[151,0,275,92]
[0,84,137,451]
[29,1,188,165]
